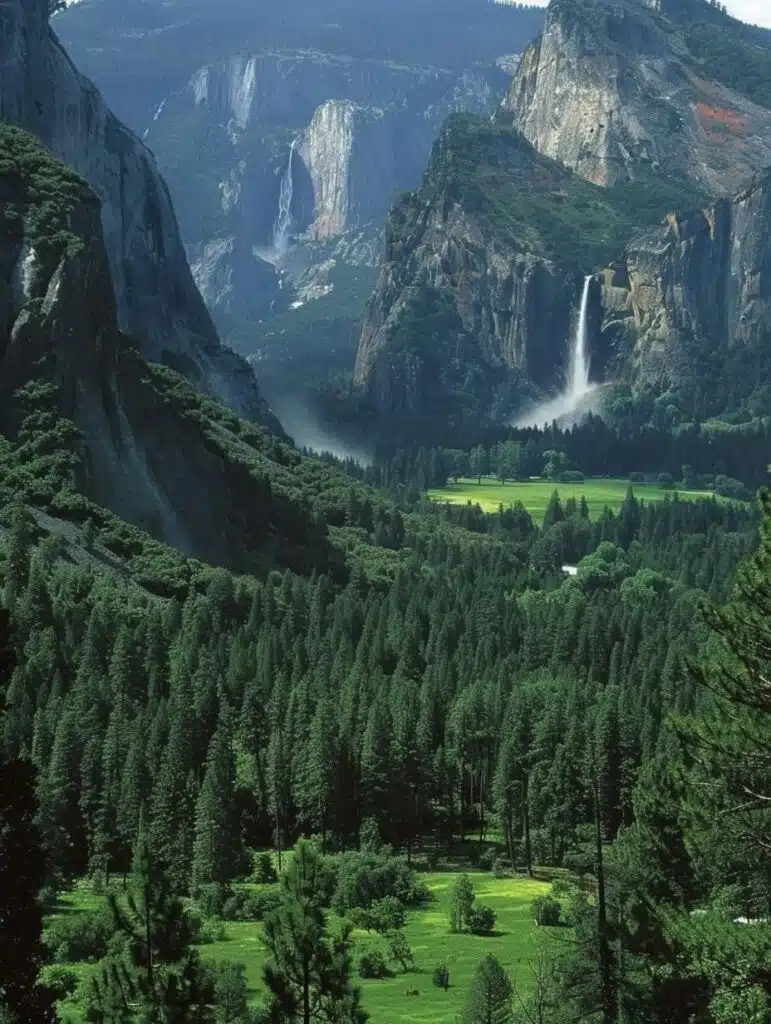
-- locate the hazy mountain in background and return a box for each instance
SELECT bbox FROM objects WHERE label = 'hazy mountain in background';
[56,0,545,447]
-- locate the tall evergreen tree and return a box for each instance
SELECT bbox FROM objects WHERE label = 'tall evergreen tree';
[0,609,55,1023]
[262,839,367,1024]
[88,826,204,1023]
[461,954,514,1024]
[191,715,244,892]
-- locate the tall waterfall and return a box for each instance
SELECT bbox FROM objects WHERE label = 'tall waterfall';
[514,274,597,428]
[273,143,296,254]
[568,274,592,400]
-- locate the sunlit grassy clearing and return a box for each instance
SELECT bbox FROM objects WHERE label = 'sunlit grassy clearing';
[52,872,549,1024]
[427,477,721,518]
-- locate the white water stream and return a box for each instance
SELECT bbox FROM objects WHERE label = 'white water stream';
[515,274,597,427]
[273,142,296,254]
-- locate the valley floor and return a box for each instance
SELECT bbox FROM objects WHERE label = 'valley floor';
[427,477,725,518]
[51,870,550,1024]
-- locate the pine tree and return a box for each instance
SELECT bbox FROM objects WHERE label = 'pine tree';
[191,716,244,892]
[88,826,204,1023]
[461,955,513,1024]
[0,609,55,1023]
[262,839,367,1024]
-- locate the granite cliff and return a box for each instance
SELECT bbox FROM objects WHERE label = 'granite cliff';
[503,0,771,195]
[2,0,264,417]
[355,0,771,432]
[599,171,771,419]
[0,125,338,575]
[353,117,637,426]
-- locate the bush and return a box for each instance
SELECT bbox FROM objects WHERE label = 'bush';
[558,470,585,483]
[187,910,228,944]
[657,473,674,489]
[714,474,753,501]
[223,889,282,922]
[196,882,233,919]
[432,964,450,991]
[332,851,428,915]
[491,856,510,878]
[39,886,58,911]
[628,472,645,483]
[469,904,497,935]
[45,909,114,963]
[386,929,415,972]
[252,852,278,884]
[40,964,79,1001]
[478,846,498,871]
[358,951,390,979]
[533,895,562,927]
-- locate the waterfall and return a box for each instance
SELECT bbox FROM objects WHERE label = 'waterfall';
[273,143,296,254]
[513,274,597,428]
[568,274,592,399]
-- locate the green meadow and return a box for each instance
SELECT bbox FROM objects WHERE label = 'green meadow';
[427,476,722,518]
[51,871,550,1024]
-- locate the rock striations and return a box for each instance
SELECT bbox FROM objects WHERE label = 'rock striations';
[0,0,265,417]
[502,0,771,195]
[601,170,771,400]
[501,0,769,195]
[353,117,625,424]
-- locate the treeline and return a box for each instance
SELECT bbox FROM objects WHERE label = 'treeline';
[321,415,771,496]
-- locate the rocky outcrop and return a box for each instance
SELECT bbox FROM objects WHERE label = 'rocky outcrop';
[503,0,771,195]
[354,119,596,422]
[0,0,264,417]
[297,100,395,240]
[132,51,506,324]
[0,126,328,574]
[599,170,771,401]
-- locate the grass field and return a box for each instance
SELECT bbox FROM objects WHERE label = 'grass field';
[427,477,722,518]
[50,871,550,1023]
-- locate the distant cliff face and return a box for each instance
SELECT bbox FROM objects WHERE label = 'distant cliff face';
[353,117,635,423]
[0,0,264,418]
[503,0,771,195]
[600,171,771,412]
[142,51,505,323]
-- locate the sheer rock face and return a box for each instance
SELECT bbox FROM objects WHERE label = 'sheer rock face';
[353,126,581,421]
[601,171,771,391]
[0,135,233,559]
[0,0,265,418]
[502,0,771,195]
[140,51,504,320]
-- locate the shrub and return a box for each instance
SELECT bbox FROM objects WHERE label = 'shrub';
[187,909,228,944]
[45,908,114,963]
[196,882,233,919]
[533,895,562,927]
[39,886,58,911]
[478,846,498,871]
[657,473,674,489]
[223,889,282,922]
[432,964,450,991]
[386,929,415,972]
[469,904,497,935]
[558,470,585,483]
[628,471,645,483]
[358,951,390,979]
[370,896,407,934]
[253,852,278,884]
[332,851,428,915]
[40,964,79,1001]
[491,856,510,878]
